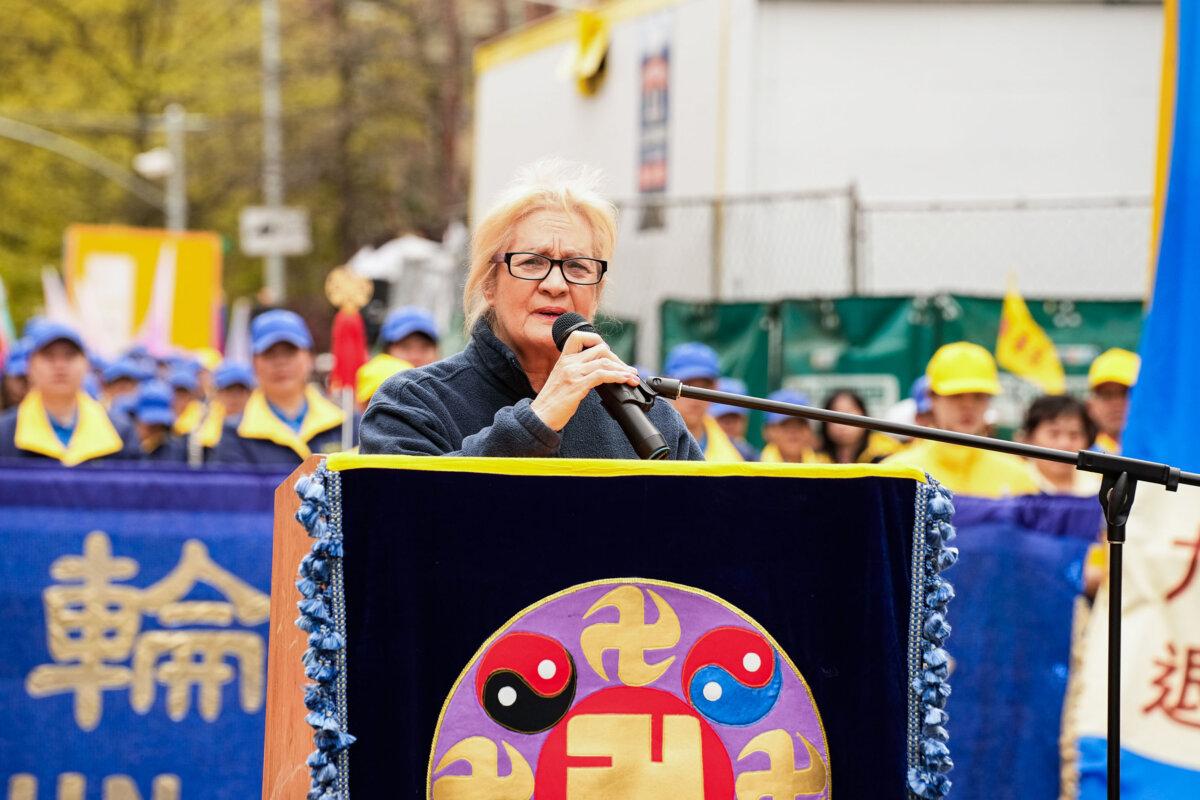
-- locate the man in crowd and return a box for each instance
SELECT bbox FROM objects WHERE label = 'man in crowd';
[380,306,440,368]
[663,342,743,462]
[168,366,204,436]
[210,310,352,466]
[759,388,828,464]
[1,339,30,409]
[101,357,150,410]
[1086,347,1139,454]
[197,361,256,450]
[885,342,1038,497]
[711,377,759,461]
[0,322,130,465]
[127,380,187,462]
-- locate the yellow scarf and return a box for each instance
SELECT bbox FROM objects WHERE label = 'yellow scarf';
[14,390,125,466]
[196,401,226,449]
[701,416,744,463]
[759,443,831,464]
[173,399,205,436]
[236,386,346,459]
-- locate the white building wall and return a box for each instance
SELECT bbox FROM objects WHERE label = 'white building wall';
[472,0,1163,364]
[751,1,1161,298]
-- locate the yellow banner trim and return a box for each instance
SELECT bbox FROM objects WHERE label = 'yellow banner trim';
[326,452,928,482]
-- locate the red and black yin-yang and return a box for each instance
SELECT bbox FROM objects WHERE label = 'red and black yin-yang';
[682,626,782,725]
[475,631,577,733]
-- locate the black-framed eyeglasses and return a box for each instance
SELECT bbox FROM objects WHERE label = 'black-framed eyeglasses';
[492,252,608,285]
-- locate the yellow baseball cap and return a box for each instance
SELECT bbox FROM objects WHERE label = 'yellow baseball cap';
[1088,348,1139,389]
[926,342,1001,396]
[355,353,412,405]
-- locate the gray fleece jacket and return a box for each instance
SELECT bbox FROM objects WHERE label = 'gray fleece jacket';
[360,320,703,460]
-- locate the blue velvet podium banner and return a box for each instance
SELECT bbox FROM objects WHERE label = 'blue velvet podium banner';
[291,455,958,799]
[0,462,286,800]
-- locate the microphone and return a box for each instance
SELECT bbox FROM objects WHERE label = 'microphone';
[551,312,671,460]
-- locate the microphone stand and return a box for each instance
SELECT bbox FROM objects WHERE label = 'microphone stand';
[648,376,1200,800]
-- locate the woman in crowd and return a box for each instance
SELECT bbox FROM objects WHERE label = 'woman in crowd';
[1018,394,1100,496]
[817,389,901,464]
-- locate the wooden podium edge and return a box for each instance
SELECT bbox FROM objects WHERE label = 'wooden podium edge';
[262,455,325,800]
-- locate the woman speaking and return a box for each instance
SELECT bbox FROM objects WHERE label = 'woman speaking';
[360,160,702,460]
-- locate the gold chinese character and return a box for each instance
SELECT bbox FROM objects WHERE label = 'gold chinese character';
[25,532,141,730]
[565,713,705,798]
[7,773,180,800]
[580,586,680,686]
[735,729,827,799]
[25,532,269,729]
[431,737,534,800]
[131,630,264,721]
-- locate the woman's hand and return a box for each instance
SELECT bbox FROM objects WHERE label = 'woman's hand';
[529,330,640,431]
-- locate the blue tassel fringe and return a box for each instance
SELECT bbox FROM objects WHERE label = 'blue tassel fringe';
[294,468,355,798]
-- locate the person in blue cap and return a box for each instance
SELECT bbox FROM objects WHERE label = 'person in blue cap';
[759,388,828,464]
[710,377,759,461]
[166,366,204,436]
[380,306,440,368]
[2,338,31,409]
[663,342,743,462]
[210,310,353,465]
[197,362,256,450]
[0,322,131,465]
[101,357,151,410]
[125,380,187,462]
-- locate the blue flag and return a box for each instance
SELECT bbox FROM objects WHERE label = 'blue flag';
[1124,0,1200,470]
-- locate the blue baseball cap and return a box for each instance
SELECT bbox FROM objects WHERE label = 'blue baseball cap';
[663,342,721,382]
[214,361,256,390]
[28,321,85,355]
[251,309,313,354]
[381,307,439,345]
[765,388,812,426]
[134,380,175,427]
[166,367,198,393]
[910,375,933,415]
[165,354,201,376]
[5,339,30,378]
[103,357,152,385]
[710,377,749,419]
[83,373,101,399]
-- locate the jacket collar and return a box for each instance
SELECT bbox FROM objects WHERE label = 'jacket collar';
[15,390,125,465]
[173,399,205,435]
[236,386,345,458]
[197,401,226,449]
[467,319,537,399]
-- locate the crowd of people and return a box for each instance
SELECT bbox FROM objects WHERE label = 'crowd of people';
[661,338,1139,500]
[0,306,442,467]
[0,299,1137,492]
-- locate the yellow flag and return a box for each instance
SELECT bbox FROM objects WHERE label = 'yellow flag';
[996,284,1065,394]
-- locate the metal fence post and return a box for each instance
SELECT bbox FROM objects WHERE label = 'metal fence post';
[711,196,725,300]
[848,181,861,296]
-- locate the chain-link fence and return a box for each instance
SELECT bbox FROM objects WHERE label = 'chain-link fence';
[609,189,1151,365]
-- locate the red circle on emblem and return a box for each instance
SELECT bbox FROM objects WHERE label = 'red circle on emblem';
[535,686,734,799]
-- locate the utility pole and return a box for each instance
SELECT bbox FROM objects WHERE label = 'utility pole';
[261,0,286,301]
[163,104,188,231]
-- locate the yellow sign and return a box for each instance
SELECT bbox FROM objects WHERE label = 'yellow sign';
[63,225,222,350]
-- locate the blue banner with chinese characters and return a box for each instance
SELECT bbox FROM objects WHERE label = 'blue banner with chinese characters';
[0,462,287,800]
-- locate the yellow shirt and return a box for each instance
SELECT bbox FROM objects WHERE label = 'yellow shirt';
[883,439,1039,498]
[700,416,744,462]
[759,443,831,464]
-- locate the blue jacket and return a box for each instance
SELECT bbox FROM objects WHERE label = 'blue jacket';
[208,386,355,467]
[361,319,703,460]
[0,391,134,466]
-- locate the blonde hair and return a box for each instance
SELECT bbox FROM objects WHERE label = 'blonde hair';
[463,157,618,334]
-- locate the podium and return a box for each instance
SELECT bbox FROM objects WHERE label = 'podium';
[263,455,957,799]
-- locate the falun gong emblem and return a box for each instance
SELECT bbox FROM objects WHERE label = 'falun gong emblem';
[428,580,830,799]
